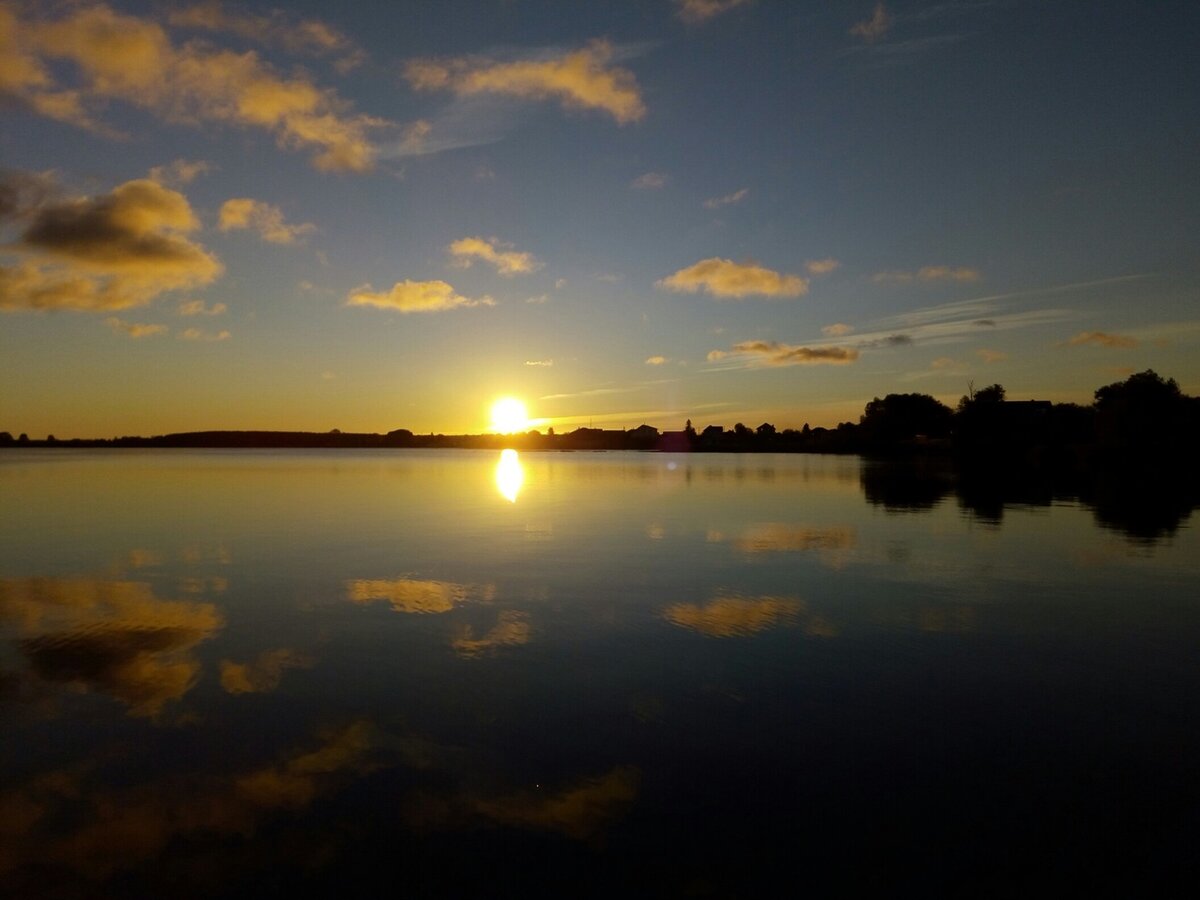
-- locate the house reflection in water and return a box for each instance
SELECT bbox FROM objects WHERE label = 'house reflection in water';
[495,449,524,502]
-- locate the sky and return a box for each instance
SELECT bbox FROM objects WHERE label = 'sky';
[2,0,1198,438]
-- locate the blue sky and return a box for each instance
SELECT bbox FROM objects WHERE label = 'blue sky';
[2,0,1198,436]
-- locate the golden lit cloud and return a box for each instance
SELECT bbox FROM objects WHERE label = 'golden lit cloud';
[632,172,668,190]
[873,265,981,284]
[1,175,222,312]
[5,4,383,171]
[703,187,748,208]
[850,2,892,43]
[346,578,473,614]
[0,576,222,716]
[657,257,808,299]
[179,327,230,341]
[976,348,1008,362]
[645,355,667,365]
[472,766,640,841]
[167,2,366,71]
[732,524,855,554]
[405,40,646,124]
[822,322,854,336]
[930,356,961,369]
[452,610,530,656]
[346,280,495,314]
[178,298,226,316]
[219,648,313,694]
[218,198,315,244]
[104,316,167,338]
[448,236,542,276]
[663,594,804,637]
[710,339,860,366]
[525,358,553,367]
[675,0,753,24]
[1064,331,1138,349]
[806,258,841,275]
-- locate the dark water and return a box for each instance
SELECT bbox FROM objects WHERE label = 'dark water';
[1,449,1198,897]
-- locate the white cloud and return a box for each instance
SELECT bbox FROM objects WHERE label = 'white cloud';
[178,299,226,316]
[703,188,748,209]
[179,327,230,341]
[805,258,841,275]
[821,323,854,337]
[632,172,668,190]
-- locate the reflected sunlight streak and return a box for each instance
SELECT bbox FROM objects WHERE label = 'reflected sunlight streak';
[495,449,524,502]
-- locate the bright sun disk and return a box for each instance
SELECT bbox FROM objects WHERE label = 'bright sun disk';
[490,397,529,433]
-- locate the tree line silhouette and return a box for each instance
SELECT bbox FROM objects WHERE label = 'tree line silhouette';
[3,370,1197,469]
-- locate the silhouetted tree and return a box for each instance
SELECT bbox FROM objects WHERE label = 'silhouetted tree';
[860,393,953,449]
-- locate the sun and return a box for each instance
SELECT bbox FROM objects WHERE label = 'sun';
[489,397,529,434]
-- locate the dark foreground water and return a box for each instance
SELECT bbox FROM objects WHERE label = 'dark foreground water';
[1,449,1198,897]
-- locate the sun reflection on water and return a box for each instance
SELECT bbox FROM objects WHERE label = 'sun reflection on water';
[495,449,524,502]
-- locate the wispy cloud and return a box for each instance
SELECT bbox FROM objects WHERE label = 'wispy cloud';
[148,159,212,187]
[631,172,668,190]
[218,199,315,245]
[525,359,553,367]
[178,299,226,317]
[1063,331,1138,349]
[850,2,892,43]
[976,348,1007,363]
[806,258,841,275]
[822,323,854,337]
[703,188,748,209]
[448,236,542,276]
[873,265,980,284]
[674,0,753,24]
[346,280,494,314]
[180,327,231,341]
[2,4,385,171]
[404,40,646,124]
[1,172,222,312]
[105,317,168,338]
[658,258,807,299]
[645,355,668,365]
[708,340,859,367]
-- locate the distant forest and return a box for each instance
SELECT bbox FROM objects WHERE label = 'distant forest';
[4,370,1198,470]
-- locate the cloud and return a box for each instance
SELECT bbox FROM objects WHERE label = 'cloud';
[447,236,541,276]
[1064,331,1138,349]
[525,359,553,367]
[404,40,645,124]
[674,0,753,24]
[219,648,313,694]
[1,174,222,312]
[525,294,549,304]
[663,594,804,637]
[178,299,226,316]
[805,258,841,275]
[631,172,668,190]
[822,322,854,337]
[703,187,748,209]
[930,356,961,370]
[709,340,859,367]
[657,258,808,299]
[218,198,315,244]
[451,610,530,656]
[105,317,167,338]
[4,4,384,171]
[873,265,981,283]
[976,348,1007,363]
[645,355,667,365]
[346,280,494,314]
[347,578,476,613]
[148,158,212,187]
[167,2,366,71]
[179,327,230,341]
[850,2,892,43]
[0,576,222,717]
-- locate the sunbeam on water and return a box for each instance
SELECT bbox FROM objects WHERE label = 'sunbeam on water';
[495,448,524,502]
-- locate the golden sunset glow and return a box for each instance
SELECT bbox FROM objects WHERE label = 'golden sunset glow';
[495,448,524,502]
[490,397,529,434]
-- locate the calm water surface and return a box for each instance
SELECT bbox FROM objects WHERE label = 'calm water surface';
[2,449,1198,897]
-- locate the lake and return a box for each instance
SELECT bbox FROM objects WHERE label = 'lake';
[2,449,1198,897]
